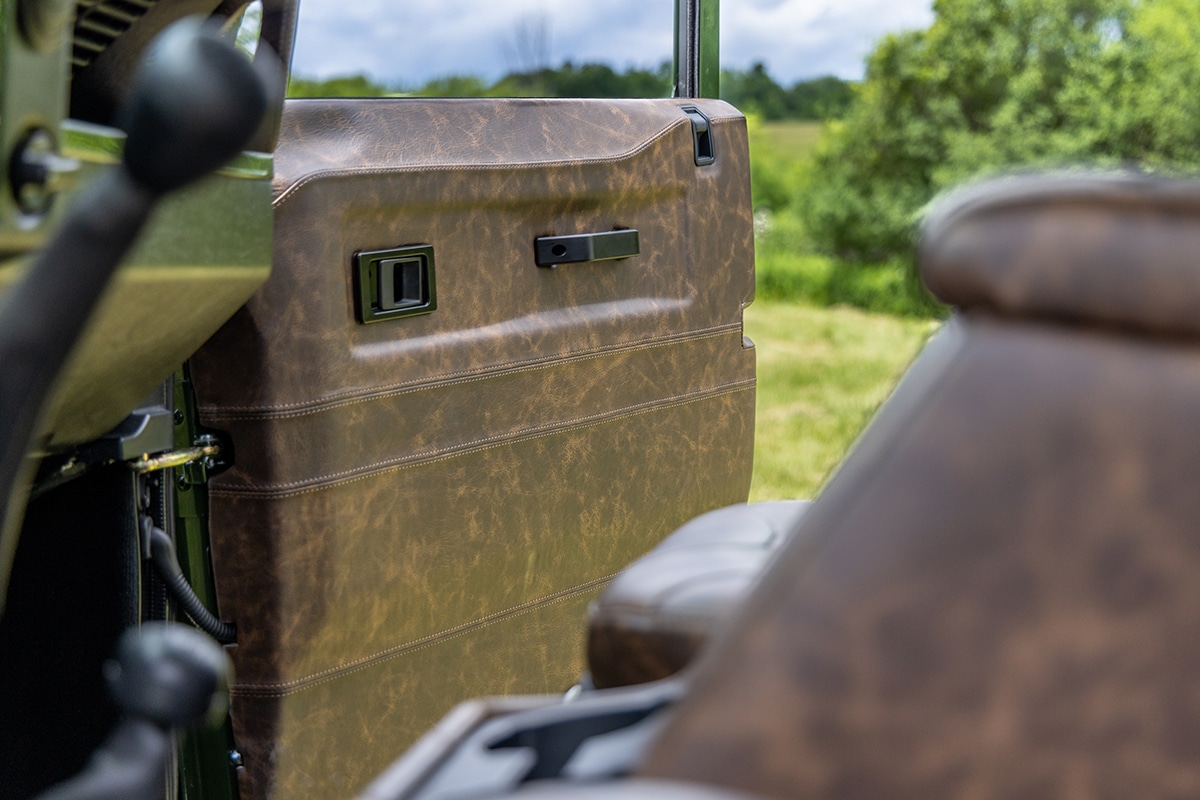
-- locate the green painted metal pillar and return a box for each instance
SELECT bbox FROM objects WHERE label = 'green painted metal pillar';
[674,0,720,98]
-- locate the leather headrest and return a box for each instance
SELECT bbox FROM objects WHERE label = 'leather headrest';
[920,172,1200,337]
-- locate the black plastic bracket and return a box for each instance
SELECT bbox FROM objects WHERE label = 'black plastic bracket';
[680,105,715,166]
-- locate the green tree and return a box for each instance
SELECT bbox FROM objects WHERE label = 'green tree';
[798,0,1200,265]
[786,76,855,120]
[721,63,790,120]
[412,75,492,97]
[493,61,671,98]
[1094,0,1200,165]
[722,67,854,120]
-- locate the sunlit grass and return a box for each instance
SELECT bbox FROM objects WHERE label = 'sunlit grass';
[756,120,825,153]
[746,298,939,501]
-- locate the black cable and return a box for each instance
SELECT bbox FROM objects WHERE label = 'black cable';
[145,522,236,644]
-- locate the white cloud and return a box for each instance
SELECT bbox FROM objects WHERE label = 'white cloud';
[723,0,933,79]
[290,0,933,86]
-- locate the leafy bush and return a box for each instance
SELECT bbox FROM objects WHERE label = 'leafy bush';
[746,116,809,213]
[746,118,940,318]
[754,210,940,318]
[800,0,1200,267]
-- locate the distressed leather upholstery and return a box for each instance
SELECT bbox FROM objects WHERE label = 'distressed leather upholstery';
[587,501,808,689]
[189,97,756,800]
[635,172,1200,798]
[920,172,1200,336]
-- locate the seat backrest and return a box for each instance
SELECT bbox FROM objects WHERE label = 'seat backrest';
[638,173,1200,799]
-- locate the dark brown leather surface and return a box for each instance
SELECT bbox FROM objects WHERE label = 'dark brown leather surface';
[209,396,753,688]
[232,590,597,800]
[269,99,744,208]
[588,501,807,689]
[922,172,1200,337]
[642,176,1200,796]
[190,97,755,799]
[199,329,750,494]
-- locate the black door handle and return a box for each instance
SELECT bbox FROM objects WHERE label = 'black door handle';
[534,229,639,267]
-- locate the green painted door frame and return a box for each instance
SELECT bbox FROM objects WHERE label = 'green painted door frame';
[674,0,719,98]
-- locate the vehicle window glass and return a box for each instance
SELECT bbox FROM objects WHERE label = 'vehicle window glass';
[289,2,675,98]
[233,0,263,58]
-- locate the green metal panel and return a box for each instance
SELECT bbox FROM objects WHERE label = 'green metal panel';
[698,0,719,99]
[0,0,72,252]
[0,120,274,450]
[174,369,241,800]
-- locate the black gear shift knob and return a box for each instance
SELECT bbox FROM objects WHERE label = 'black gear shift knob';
[121,16,279,194]
[34,625,232,800]
[105,623,232,729]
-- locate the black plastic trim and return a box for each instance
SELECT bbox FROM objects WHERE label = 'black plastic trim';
[534,230,640,268]
[354,245,437,323]
[679,106,715,166]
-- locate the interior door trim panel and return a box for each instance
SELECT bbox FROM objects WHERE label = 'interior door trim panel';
[189,97,755,800]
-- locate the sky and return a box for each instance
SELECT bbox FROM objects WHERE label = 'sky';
[289,0,934,88]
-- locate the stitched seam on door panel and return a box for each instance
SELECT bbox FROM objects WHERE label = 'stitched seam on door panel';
[202,324,743,420]
[204,324,740,418]
[274,118,686,208]
[230,574,616,697]
[215,381,754,496]
[212,381,754,498]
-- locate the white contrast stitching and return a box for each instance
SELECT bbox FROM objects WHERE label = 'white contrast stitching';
[201,324,741,420]
[231,574,616,697]
[211,381,754,498]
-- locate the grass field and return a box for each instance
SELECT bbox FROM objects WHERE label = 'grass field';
[745,298,939,502]
[739,121,942,501]
[756,120,825,153]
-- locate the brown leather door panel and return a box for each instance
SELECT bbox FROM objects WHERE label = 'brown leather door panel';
[189,97,755,799]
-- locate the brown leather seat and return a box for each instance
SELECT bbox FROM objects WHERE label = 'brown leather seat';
[637,172,1200,798]
[587,501,809,689]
